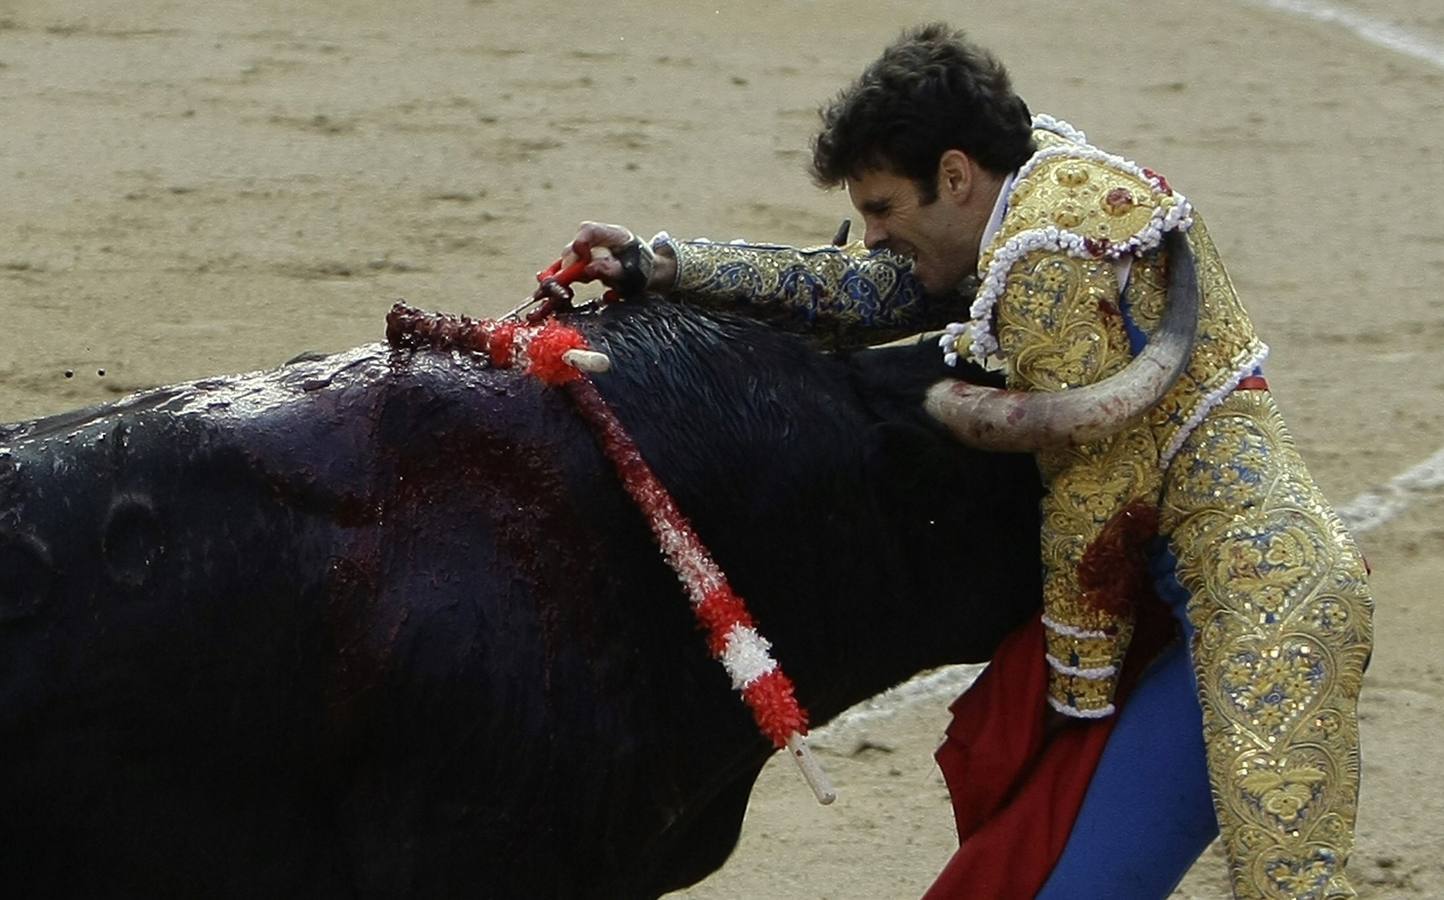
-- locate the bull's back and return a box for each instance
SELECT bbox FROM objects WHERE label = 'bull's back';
[0,341,720,896]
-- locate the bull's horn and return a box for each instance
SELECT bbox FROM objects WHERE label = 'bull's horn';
[562,349,612,373]
[925,227,1199,451]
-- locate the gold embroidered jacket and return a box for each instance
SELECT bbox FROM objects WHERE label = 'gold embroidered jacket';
[949,122,1268,716]
[952,121,1372,894]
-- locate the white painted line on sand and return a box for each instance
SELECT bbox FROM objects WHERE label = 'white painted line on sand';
[1243,0,1444,70]
[811,662,984,751]
[1336,446,1444,534]
[815,446,1444,745]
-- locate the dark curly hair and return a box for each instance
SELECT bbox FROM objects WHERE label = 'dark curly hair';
[811,24,1036,200]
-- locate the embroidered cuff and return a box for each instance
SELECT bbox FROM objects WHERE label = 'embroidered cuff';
[1042,614,1126,717]
[1042,616,1123,672]
[1047,670,1118,718]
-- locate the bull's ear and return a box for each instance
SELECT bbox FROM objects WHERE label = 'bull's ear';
[863,419,1042,544]
[863,421,981,533]
[865,421,969,492]
[846,339,1004,426]
[863,419,1045,656]
[859,422,968,590]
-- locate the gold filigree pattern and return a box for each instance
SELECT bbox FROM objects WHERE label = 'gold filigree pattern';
[998,252,1126,392]
[1162,390,1373,899]
[667,239,969,349]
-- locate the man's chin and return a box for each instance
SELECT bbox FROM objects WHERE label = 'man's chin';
[911,265,941,295]
[918,271,979,303]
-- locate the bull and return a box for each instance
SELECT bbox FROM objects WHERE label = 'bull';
[0,300,1047,898]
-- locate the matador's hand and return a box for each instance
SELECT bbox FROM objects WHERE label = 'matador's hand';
[562,221,677,298]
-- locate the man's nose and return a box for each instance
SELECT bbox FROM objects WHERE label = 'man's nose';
[862,220,887,250]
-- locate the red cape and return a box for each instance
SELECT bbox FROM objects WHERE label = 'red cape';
[927,599,1171,898]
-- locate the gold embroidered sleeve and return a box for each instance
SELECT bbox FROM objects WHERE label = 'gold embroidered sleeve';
[665,238,970,350]
[1159,390,1372,897]
[994,248,1165,716]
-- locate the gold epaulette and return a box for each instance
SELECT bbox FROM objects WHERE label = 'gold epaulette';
[986,142,1183,270]
[956,119,1193,364]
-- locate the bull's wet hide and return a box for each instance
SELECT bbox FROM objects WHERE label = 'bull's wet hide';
[0,302,1042,899]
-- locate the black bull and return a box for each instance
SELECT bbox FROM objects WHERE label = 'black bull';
[0,302,1043,898]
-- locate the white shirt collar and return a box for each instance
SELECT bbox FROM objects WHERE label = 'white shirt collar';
[978,172,1016,261]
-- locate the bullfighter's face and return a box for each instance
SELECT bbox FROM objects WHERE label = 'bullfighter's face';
[846,150,995,297]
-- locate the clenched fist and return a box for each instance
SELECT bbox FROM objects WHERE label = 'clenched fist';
[560,222,677,297]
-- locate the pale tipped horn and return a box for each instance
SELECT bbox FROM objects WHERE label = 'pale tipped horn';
[925,228,1199,451]
[561,348,612,373]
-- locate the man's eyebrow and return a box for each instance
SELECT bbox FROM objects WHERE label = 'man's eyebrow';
[859,198,891,215]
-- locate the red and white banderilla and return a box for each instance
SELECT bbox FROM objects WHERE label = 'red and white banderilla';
[386,282,836,805]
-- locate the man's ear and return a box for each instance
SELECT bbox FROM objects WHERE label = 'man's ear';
[938,149,974,201]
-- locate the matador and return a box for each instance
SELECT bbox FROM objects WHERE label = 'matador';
[608,115,1375,898]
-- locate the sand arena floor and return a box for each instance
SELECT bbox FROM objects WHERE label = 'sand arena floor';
[2,1,1442,896]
